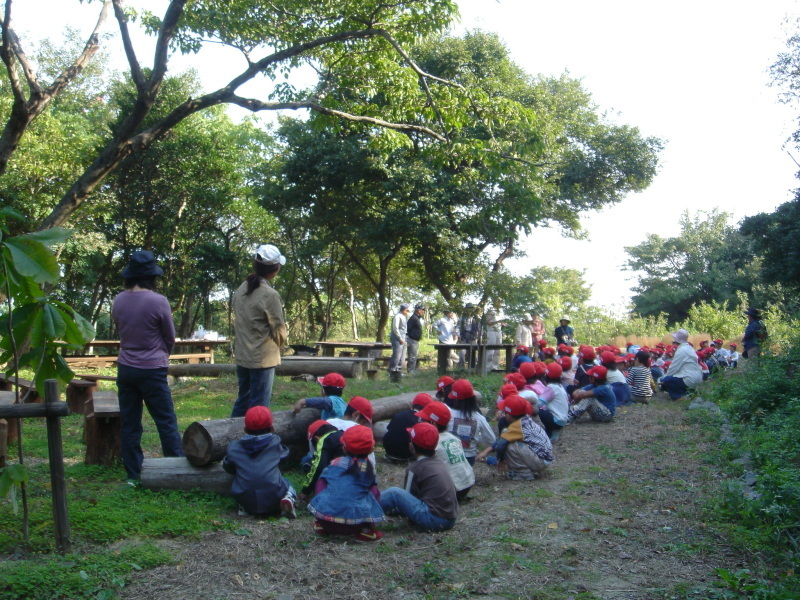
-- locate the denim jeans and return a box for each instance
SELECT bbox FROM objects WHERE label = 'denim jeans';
[379,487,455,531]
[117,364,183,480]
[659,375,688,400]
[232,365,276,417]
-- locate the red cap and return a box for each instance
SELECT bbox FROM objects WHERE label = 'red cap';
[557,356,572,370]
[543,347,556,357]
[580,347,596,361]
[307,419,329,440]
[407,422,439,451]
[244,406,272,431]
[412,393,434,409]
[600,351,617,365]
[499,394,528,417]
[586,365,608,380]
[546,362,563,379]
[348,396,374,424]
[533,361,547,376]
[515,345,529,353]
[729,342,737,348]
[500,383,518,398]
[317,373,346,388]
[448,379,475,400]
[436,376,455,390]
[664,360,672,367]
[341,424,375,455]
[538,339,548,348]
[518,361,536,379]
[563,345,574,356]
[504,372,526,390]
[415,401,452,426]
[714,339,723,344]
[654,348,664,356]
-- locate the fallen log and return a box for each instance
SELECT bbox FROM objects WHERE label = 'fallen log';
[140,457,233,495]
[182,391,431,466]
[168,356,372,379]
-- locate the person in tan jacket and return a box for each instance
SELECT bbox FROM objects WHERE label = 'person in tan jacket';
[231,244,288,417]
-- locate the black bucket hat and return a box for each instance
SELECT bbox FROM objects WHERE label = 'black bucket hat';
[743,308,762,318]
[121,251,164,278]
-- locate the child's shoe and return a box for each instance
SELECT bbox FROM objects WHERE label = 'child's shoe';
[355,528,383,543]
[280,496,296,519]
[237,505,248,516]
[313,521,328,536]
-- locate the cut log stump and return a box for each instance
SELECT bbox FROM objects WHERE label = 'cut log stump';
[140,457,233,495]
[84,391,121,466]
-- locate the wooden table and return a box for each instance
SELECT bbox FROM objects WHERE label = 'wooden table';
[432,343,516,374]
[66,339,230,366]
[315,341,392,359]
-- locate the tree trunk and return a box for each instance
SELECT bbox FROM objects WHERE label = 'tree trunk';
[140,457,233,494]
[181,391,429,466]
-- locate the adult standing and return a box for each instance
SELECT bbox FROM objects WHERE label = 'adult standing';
[231,244,288,417]
[457,303,481,368]
[515,313,533,348]
[531,314,545,345]
[658,329,703,400]
[406,304,426,374]
[742,308,768,363]
[554,316,575,346]
[389,303,410,381]
[112,251,183,483]
[434,309,459,368]
[485,301,505,371]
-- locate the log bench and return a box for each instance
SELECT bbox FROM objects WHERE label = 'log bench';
[0,374,40,402]
[83,392,121,466]
[66,379,99,415]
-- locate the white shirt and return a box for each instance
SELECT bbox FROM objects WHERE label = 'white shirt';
[434,316,458,343]
[436,431,476,491]
[668,342,703,388]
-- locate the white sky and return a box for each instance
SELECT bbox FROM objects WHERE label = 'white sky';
[14,1,800,313]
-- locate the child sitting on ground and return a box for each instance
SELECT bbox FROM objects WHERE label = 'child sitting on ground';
[309,425,385,542]
[292,372,347,419]
[538,362,570,441]
[476,394,554,480]
[379,422,458,531]
[223,406,297,518]
[415,400,475,501]
[568,365,615,423]
[435,376,455,402]
[626,350,655,404]
[382,393,432,460]
[442,379,496,465]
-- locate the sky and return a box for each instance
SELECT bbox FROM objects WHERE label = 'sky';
[12,0,800,313]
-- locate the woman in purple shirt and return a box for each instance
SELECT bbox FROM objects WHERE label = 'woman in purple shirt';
[112,251,183,483]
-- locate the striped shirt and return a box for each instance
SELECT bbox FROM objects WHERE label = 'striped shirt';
[626,366,652,398]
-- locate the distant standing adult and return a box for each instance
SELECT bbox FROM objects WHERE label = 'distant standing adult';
[457,304,481,368]
[554,317,575,346]
[231,244,288,417]
[485,301,505,371]
[742,308,768,363]
[531,314,545,345]
[406,304,426,374]
[434,309,459,368]
[389,304,411,382]
[515,313,533,348]
[112,251,183,483]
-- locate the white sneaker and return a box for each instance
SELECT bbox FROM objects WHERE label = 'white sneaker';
[280,497,296,519]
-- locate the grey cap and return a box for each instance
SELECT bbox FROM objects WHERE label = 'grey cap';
[399,303,411,311]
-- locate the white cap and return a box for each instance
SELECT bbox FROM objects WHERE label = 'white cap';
[254,244,286,266]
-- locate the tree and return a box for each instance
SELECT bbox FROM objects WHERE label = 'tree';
[625,210,756,322]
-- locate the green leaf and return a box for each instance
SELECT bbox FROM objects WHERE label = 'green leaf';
[42,303,68,340]
[3,237,60,283]
[18,227,71,247]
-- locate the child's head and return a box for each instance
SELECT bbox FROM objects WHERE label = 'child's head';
[317,372,346,397]
[515,344,529,356]
[499,383,518,400]
[435,376,455,401]
[244,406,273,436]
[504,372,526,391]
[341,424,375,458]
[557,356,572,372]
[518,361,536,382]
[635,350,651,367]
[533,361,547,380]
[345,396,374,426]
[307,420,337,447]
[446,379,479,418]
[407,422,439,457]
[498,394,534,421]
[412,393,434,411]
[579,346,596,364]
[545,362,563,384]
[415,401,451,432]
[586,365,608,385]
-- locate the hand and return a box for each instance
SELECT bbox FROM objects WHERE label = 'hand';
[292,400,304,414]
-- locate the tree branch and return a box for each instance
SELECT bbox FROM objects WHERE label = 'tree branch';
[112,0,146,89]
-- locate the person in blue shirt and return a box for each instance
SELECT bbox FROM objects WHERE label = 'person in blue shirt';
[511,345,533,372]
[567,365,614,423]
[742,308,768,362]
[292,372,347,420]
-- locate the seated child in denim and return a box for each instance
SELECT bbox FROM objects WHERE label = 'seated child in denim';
[309,425,385,542]
[223,406,297,518]
[293,372,347,420]
[569,365,615,423]
[477,394,554,480]
[380,422,458,532]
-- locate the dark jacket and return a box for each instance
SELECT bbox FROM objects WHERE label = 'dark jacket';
[382,409,420,459]
[223,433,289,515]
[407,314,423,341]
[742,319,767,351]
[301,429,344,496]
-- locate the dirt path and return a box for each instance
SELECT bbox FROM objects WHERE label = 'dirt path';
[119,394,746,600]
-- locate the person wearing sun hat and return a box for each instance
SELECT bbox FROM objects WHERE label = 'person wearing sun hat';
[231,244,287,417]
[742,308,768,363]
[112,250,184,484]
[515,313,533,348]
[657,329,703,400]
[223,406,297,518]
[379,422,458,532]
[567,365,615,423]
[554,316,576,347]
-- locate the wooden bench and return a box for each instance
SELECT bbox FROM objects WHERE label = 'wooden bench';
[0,375,40,402]
[83,391,121,466]
[66,379,99,415]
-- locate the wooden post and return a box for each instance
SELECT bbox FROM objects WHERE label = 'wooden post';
[44,380,70,554]
[0,419,7,468]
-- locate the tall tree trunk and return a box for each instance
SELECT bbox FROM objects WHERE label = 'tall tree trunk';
[344,276,359,340]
